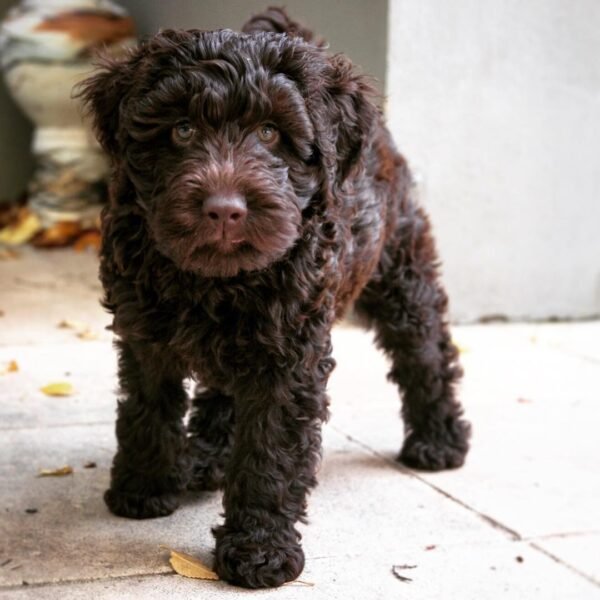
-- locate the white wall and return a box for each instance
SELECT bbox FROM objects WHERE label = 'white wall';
[386,0,600,322]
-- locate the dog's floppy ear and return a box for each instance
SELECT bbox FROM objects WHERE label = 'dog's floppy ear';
[76,53,138,157]
[324,54,380,181]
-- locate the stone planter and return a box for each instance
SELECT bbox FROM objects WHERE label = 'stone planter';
[0,0,136,228]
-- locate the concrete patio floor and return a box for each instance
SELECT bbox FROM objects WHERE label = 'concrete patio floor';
[1,248,599,599]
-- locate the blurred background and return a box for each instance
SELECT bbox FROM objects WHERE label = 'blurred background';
[0,0,599,323]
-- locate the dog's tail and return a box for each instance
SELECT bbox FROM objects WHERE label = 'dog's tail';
[241,7,325,47]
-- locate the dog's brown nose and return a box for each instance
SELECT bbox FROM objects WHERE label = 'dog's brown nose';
[203,194,247,228]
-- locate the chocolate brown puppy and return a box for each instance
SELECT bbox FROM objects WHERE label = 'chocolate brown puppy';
[79,7,470,589]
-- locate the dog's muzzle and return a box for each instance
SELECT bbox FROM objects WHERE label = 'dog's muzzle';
[202,193,248,249]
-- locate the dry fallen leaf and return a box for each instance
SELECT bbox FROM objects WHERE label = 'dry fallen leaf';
[73,230,101,252]
[76,329,99,341]
[284,580,315,587]
[0,360,19,375]
[166,548,219,580]
[0,209,42,245]
[40,382,74,397]
[0,247,20,260]
[38,465,73,477]
[392,564,417,582]
[58,319,89,331]
[31,221,82,248]
[58,319,99,341]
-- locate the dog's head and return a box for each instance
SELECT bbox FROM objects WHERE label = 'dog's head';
[79,27,377,277]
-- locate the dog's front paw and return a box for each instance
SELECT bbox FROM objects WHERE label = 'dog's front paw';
[104,488,179,519]
[213,526,304,588]
[398,419,471,471]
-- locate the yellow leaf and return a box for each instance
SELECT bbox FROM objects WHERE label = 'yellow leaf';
[1,360,19,375]
[166,549,219,580]
[38,465,73,477]
[76,329,99,341]
[285,579,315,587]
[0,210,42,245]
[40,382,74,396]
[58,320,99,340]
[58,319,89,331]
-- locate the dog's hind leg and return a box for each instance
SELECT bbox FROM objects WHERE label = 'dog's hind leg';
[187,387,234,491]
[355,204,471,471]
[104,340,191,518]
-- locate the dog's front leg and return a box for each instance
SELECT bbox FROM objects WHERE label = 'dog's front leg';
[213,350,332,588]
[104,340,191,519]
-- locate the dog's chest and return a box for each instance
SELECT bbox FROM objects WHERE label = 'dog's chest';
[164,294,301,393]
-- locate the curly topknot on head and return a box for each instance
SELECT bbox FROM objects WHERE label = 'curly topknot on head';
[241,5,325,47]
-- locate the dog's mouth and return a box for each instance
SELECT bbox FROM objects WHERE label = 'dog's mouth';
[210,236,247,253]
[185,240,270,278]
[201,239,251,257]
[153,221,299,277]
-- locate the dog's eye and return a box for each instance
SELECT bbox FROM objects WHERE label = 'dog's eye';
[257,124,279,145]
[172,121,195,143]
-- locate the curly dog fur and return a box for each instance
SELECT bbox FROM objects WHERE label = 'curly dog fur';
[78,7,471,588]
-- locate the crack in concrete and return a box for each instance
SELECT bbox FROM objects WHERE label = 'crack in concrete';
[328,424,522,540]
[329,423,600,589]
[0,569,174,592]
[529,542,600,588]
[0,421,113,432]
